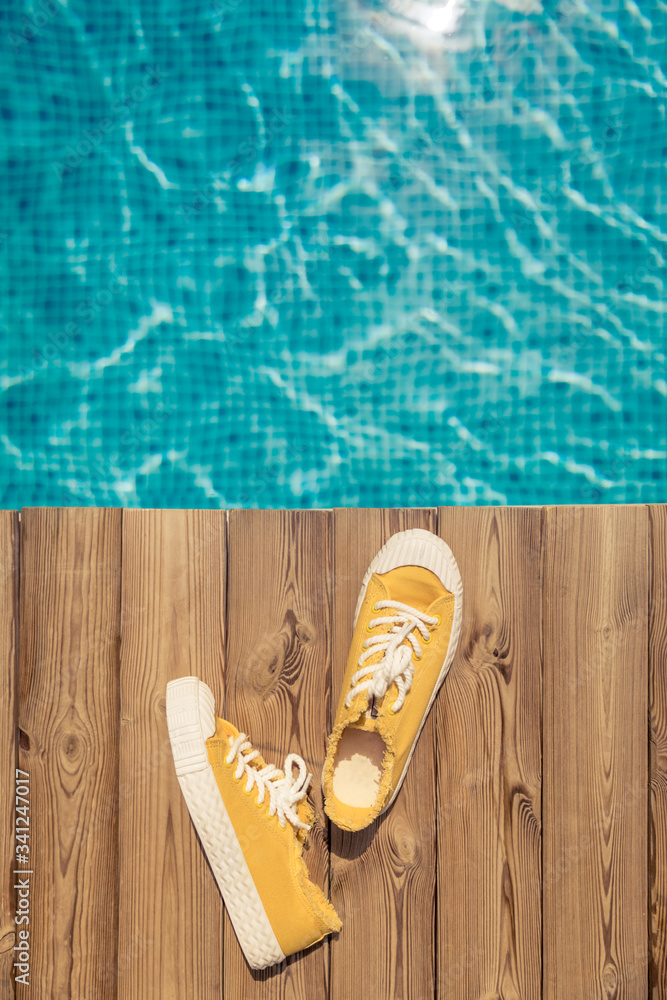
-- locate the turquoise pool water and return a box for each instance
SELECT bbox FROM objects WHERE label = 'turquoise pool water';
[0,0,665,508]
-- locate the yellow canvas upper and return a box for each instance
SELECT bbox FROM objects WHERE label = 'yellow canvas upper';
[206,717,341,956]
[323,565,455,831]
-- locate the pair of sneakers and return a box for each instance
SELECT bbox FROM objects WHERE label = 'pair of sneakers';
[166,528,462,970]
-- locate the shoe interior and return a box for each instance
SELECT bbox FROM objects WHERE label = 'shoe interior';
[332,728,385,809]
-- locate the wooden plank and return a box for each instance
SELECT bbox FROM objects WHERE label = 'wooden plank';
[330,507,438,1000]
[651,504,667,999]
[435,506,542,1000]
[16,508,121,998]
[0,513,18,1000]
[117,510,226,1000]
[543,505,648,999]
[222,509,331,998]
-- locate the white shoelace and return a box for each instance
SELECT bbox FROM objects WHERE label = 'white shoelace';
[345,599,439,713]
[225,733,312,831]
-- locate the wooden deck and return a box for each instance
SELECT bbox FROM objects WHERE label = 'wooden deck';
[0,505,665,999]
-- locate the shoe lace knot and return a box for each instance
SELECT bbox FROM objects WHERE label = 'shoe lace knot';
[225,734,312,831]
[345,599,439,713]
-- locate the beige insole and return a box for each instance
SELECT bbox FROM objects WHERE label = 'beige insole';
[332,728,386,808]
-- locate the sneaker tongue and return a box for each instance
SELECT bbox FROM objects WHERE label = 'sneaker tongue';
[350,712,380,732]
[375,566,445,607]
[296,795,314,830]
[362,581,396,670]
[215,717,240,742]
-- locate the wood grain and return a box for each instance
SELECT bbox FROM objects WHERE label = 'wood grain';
[118,510,226,1000]
[650,504,667,999]
[17,508,121,999]
[543,505,648,999]
[6,502,662,998]
[222,509,332,999]
[329,507,438,1000]
[436,506,542,1000]
[0,513,18,1000]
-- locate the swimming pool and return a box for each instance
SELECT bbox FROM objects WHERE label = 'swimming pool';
[0,0,665,508]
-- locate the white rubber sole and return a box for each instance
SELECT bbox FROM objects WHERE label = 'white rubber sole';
[166,677,286,970]
[335,527,463,814]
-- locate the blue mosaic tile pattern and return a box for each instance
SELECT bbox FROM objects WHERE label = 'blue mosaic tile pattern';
[0,0,665,507]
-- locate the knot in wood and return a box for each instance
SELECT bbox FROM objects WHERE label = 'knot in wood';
[295,622,313,644]
[602,962,617,996]
[59,726,86,769]
[0,926,16,954]
[247,635,286,694]
[64,733,80,756]
[389,817,419,866]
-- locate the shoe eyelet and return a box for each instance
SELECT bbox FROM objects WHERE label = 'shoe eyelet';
[372,602,381,612]
[366,621,375,632]
[422,634,431,644]
[433,615,441,627]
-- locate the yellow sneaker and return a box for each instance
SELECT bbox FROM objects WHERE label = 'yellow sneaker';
[323,528,462,832]
[166,677,341,969]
